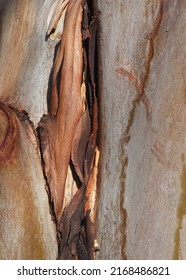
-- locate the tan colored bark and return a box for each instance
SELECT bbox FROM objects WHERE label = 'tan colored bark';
[40,0,84,221]
[0,104,57,259]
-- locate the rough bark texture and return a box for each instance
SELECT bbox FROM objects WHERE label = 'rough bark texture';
[39,0,85,223]
[0,0,98,259]
[1,0,186,260]
[96,0,186,259]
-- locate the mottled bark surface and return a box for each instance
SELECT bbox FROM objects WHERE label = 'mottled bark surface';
[0,0,58,260]
[0,104,57,259]
[0,0,56,124]
[1,0,186,260]
[96,0,186,259]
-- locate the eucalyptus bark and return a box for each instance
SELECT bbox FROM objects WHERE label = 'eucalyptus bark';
[96,0,186,260]
[1,0,186,260]
[0,0,98,260]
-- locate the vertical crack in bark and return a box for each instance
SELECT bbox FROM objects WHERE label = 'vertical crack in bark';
[118,96,139,260]
[37,0,99,259]
[117,0,164,260]
[119,132,128,260]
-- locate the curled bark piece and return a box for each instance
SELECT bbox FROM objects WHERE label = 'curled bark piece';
[0,103,18,165]
[71,106,91,183]
[40,0,84,222]
[49,6,68,43]
[58,187,87,259]
[47,0,70,35]
[40,0,99,259]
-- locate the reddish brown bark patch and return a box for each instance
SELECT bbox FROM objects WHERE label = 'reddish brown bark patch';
[0,103,18,165]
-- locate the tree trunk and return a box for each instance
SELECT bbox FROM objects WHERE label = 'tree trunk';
[0,0,58,259]
[0,0,98,260]
[96,0,186,260]
[1,0,186,260]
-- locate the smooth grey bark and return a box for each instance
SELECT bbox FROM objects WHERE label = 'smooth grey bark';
[97,0,186,259]
[0,0,56,125]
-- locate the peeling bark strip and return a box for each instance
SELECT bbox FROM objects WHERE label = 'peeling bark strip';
[47,0,70,36]
[38,0,99,259]
[0,103,18,165]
